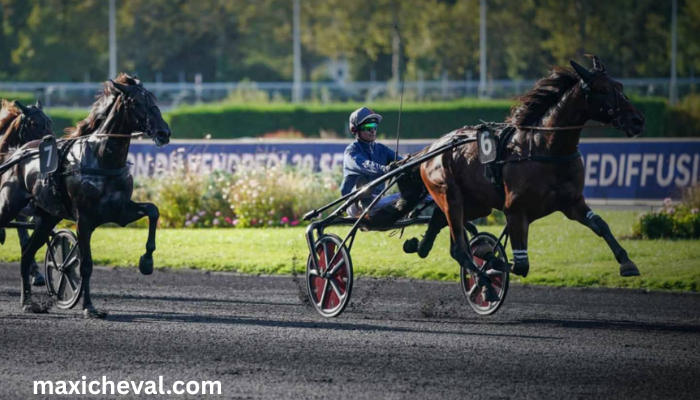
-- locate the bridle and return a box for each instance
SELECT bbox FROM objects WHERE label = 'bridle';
[16,108,52,143]
[117,85,156,139]
[580,71,623,129]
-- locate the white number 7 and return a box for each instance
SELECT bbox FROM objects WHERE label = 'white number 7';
[43,145,53,167]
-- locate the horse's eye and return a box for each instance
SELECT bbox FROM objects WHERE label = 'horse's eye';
[600,89,608,95]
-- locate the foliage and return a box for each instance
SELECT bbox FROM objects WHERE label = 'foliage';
[633,191,700,239]
[665,94,700,137]
[131,167,341,229]
[166,97,671,139]
[0,91,35,105]
[0,0,699,82]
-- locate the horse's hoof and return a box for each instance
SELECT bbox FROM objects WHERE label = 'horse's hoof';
[0,229,5,245]
[482,285,500,303]
[512,262,530,278]
[83,307,107,319]
[417,241,434,259]
[32,272,46,287]
[23,303,49,314]
[139,255,154,275]
[620,260,640,277]
[403,238,419,254]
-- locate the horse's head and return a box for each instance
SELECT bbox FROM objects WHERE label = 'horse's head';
[108,74,171,147]
[0,100,53,147]
[570,55,645,137]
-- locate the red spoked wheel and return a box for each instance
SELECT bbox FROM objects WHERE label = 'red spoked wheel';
[460,232,509,316]
[306,234,353,318]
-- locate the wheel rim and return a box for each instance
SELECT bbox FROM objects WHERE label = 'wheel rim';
[45,231,82,310]
[461,233,509,316]
[307,235,352,317]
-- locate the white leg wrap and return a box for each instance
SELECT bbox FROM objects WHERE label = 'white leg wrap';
[512,249,529,262]
[586,211,597,220]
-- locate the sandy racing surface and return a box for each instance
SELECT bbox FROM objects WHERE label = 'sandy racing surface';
[1,263,699,399]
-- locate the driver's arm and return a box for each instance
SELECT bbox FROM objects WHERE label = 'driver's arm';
[344,147,390,179]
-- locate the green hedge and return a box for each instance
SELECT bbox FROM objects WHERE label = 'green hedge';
[35,96,695,138]
[0,91,36,106]
[165,97,672,139]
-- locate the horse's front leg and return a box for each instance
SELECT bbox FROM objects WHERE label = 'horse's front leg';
[562,198,639,277]
[505,211,530,277]
[118,201,159,275]
[19,212,60,312]
[77,218,105,318]
[16,215,44,286]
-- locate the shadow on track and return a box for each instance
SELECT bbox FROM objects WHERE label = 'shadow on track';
[106,311,561,341]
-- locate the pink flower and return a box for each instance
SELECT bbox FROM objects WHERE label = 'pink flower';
[666,207,675,215]
[198,210,206,217]
[251,219,257,226]
[215,211,222,217]
[281,216,290,224]
[192,215,200,223]
[232,219,239,226]
[692,208,699,215]
[185,221,192,227]
[225,217,232,224]
[663,197,673,207]
[291,220,300,226]
[213,219,220,226]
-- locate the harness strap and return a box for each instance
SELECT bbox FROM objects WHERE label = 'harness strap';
[499,150,582,165]
[80,166,131,176]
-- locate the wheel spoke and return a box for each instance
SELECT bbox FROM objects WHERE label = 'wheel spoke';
[57,274,66,299]
[317,280,329,308]
[326,258,345,278]
[61,244,79,269]
[329,278,344,300]
[321,242,329,271]
[47,246,61,272]
[66,274,78,292]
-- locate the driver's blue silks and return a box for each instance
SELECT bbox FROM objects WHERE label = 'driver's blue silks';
[340,139,401,196]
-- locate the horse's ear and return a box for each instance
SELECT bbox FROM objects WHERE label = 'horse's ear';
[13,100,29,115]
[584,54,606,72]
[35,100,43,110]
[109,79,129,94]
[570,60,594,82]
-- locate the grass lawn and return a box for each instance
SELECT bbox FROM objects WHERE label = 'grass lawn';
[0,211,698,292]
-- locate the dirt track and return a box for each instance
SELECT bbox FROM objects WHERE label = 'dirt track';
[1,263,699,399]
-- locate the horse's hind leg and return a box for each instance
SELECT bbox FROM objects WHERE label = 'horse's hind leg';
[505,212,531,277]
[440,189,499,302]
[562,198,639,277]
[117,201,160,275]
[19,211,60,312]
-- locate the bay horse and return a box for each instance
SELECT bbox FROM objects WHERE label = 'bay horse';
[0,100,55,285]
[403,56,645,301]
[0,74,171,317]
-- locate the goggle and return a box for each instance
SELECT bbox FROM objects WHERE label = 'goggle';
[359,122,378,131]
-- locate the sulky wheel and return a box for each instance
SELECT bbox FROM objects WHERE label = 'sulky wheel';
[306,234,353,318]
[460,232,510,316]
[44,229,83,310]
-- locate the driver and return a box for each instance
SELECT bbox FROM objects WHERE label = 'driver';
[340,107,402,218]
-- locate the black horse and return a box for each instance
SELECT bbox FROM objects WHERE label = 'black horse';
[0,74,171,317]
[0,100,55,285]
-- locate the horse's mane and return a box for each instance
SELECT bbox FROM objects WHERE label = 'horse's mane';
[63,73,138,138]
[0,100,23,155]
[507,67,579,127]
